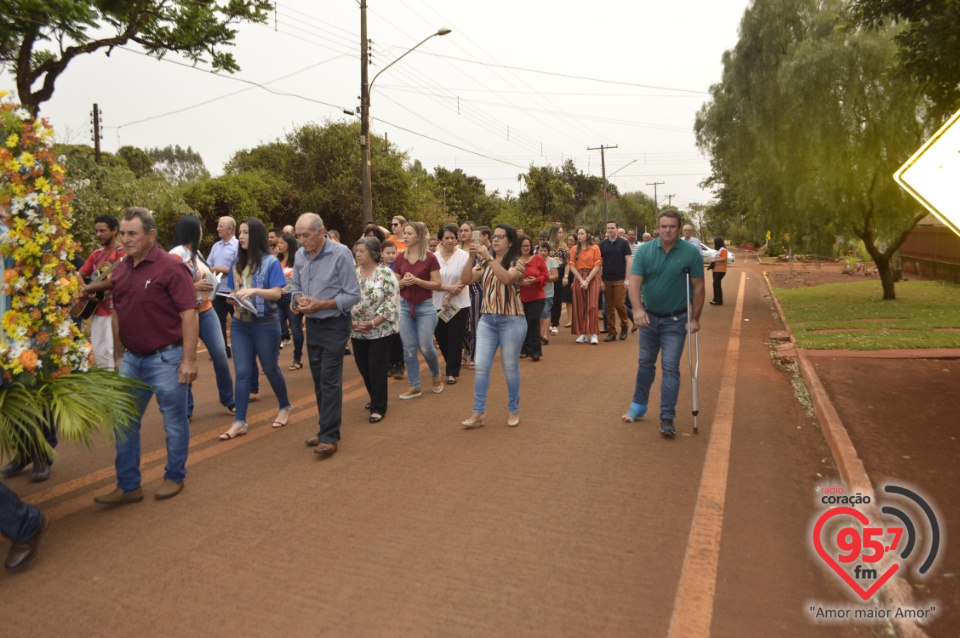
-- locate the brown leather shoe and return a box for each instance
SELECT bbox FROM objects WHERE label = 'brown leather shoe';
[155,480,184,500]
[314,442,338,456]
[304,435,321,447]
[94,487,144,506]
[5,513,48,572]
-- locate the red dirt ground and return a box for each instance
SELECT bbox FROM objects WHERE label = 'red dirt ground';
[765,258,960,637]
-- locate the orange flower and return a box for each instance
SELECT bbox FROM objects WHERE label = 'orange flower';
[2,268,16,284]
[19,349,38,371]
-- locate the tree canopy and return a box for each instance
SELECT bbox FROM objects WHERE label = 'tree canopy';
[695,0,930,299]
[0,0,271,115]
[853,0,960,121]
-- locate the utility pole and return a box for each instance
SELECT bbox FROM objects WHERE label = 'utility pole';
[588,144,617,220]
[647,180,665,211]
[664,194,676,207]
[359,0,373,224]
[91,103,103,193]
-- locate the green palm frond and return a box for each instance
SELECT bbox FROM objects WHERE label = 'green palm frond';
[0,369,149,462]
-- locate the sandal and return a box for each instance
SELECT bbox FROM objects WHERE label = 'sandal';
[468,361,475,370]
[446,376,457,385]
[369,413,383,423]
[288,361,302,371]
[219,422,248,440]
[272,408,291,429]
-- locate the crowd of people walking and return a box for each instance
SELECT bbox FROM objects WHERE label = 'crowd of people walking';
[1,206,721,571]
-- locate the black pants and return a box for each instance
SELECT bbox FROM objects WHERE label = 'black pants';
[306,315,351,444]
[551,266,565,327]
[434,308,468,378]
[713,271,726,304]
[521,298,546,357]
[352,335,393,416]
[212,294,234,355]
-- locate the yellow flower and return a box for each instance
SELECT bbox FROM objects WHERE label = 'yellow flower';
[19,152,34,167]
[38,193,52,207]
[5,134,17,148]
[35,176,50,192]
[4,158,18,172]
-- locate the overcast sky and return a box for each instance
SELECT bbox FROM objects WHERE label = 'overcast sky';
[3,0,753,210]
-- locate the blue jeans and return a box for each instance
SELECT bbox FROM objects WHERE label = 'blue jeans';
[0,482,43,543]
[188,308,235,416]
[473,314,526,414]
[116,346,190,491]
[399,299,440,388]
[277,293,304,363]
[231,319,291,424]
[632,314,688,419]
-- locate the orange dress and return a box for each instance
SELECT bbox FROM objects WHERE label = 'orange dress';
[569,244,602,336]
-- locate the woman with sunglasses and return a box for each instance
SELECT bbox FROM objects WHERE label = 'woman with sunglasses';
[459,224,525,428]
[385,215,408,253]
[394,221,444,398]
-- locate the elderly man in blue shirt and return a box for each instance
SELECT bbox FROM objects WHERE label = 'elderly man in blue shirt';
[291,213,360,457]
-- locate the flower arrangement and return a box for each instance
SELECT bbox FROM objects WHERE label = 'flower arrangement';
[0,91,143,462]
[0,91,88,380]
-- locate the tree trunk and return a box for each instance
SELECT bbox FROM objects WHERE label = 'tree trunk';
[875,252,897,300]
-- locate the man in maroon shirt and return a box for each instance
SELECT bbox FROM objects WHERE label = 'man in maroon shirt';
[78,214,124,370]
[93,208,199,505]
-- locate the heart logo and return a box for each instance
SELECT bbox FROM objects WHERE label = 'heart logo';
[813,507,900,601]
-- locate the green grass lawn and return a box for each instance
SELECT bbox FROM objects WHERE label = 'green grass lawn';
[773,280,960,349]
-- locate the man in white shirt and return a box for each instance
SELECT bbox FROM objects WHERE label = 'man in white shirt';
[207,217,239,357]
[681,225,703,252]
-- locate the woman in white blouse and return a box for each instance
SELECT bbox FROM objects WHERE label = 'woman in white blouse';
[432,224,472,385]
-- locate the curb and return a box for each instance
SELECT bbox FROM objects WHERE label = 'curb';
[762,271,928,638]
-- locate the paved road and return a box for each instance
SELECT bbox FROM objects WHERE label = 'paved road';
[3,261,861,636]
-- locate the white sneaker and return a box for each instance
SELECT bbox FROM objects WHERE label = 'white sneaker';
[590,334,599,345]
[550,327,559,335]
[575,335,586,344]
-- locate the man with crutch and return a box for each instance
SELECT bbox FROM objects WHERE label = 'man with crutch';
[622,210,704,436]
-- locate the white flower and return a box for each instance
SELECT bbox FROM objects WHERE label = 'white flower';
[57,321,72,338]
[37,272,52,285]
[14,108,30,120]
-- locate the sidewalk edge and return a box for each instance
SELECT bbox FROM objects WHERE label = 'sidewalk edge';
[762,271,928,638]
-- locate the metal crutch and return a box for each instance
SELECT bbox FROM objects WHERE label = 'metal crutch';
[684,267,700,434]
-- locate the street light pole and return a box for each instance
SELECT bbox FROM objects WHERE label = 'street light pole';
[359,4,450,224]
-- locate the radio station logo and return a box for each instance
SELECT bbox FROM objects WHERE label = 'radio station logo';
[807,482,942,624]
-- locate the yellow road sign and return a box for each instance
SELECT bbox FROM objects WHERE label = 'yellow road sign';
[894,108,960,237]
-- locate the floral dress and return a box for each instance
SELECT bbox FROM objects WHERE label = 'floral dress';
[351,264,400,340]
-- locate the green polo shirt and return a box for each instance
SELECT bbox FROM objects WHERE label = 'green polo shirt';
[631,238,703,314]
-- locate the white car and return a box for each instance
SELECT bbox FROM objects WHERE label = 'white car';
[700,244,735,265]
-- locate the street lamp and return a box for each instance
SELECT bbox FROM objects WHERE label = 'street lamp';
[360,13,451,224]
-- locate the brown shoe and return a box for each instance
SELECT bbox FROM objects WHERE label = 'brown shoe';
[304,435,321,447]
[5,514,48,572]
[155,479,184,500]
[94,487,144,506]
[314,442,338,457]
[399,386,422,400]
[432,376,444,394]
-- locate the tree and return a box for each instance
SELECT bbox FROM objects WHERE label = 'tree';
[618,191,658,233]
[853,0,960,121]
[117,145,153,178]
[516,165,575,229]
[0,0,271,115]
[59,144,194,252]
[695,0,930,299]
[147,145,209,185]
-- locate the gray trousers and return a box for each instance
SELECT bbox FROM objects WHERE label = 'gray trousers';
[306,315,352,444]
